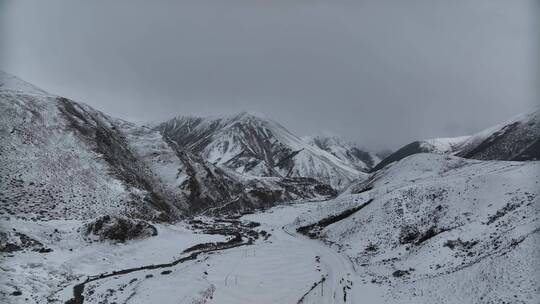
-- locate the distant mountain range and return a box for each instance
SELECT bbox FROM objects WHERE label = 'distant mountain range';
[302,134,381,172]
[371,109,540,171]
[156,113,371,190]
[0,71,370,221]
[2,70,538,304]
[1,70,538,222]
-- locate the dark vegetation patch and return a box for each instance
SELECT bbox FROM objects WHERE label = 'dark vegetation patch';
[443,238,478,250]
[399,225,449,245]
[486,202,521,225]
[83,215,158,242]
[182,233,243,253]
[364,242,379,252]
[399,226,420,244]
[392,269,412,278]
[297,199,374,238]
[0,231,51,253]
[313,184,337,196]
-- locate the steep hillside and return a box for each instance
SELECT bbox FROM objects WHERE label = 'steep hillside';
[0,71,48,95]
[0,72,338,221]
[454,110,540,161]
[157,113,366,189]
[0,90,179,221]
[370,136,468,172]
[295,154,539,303]
[371,109,540,171]
[119,120,335,214]
[302,134,381,172]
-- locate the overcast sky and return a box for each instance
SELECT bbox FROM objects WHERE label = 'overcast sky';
[0,0,537,150]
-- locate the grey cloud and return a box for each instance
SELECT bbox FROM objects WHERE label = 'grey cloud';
[0,0,537,150]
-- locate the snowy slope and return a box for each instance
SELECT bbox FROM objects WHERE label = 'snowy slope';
[121,121,337,214]
[454,109,540,161]
[372,109,540,171]
[303,134,381,172]
[3,70,536,304]
[0,72,339,220]
[295,153,540,304]
[157,113,366,189]
[371,136,470,171]
[0,88,179,221]
[0,71,48,95]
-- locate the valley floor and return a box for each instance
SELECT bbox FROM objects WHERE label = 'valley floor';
[1,196,538,304]
[1,201,385,304]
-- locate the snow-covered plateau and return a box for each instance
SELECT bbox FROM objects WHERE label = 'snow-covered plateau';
[1,71,539,304]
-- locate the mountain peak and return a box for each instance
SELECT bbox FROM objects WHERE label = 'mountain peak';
[303,133,381,172]
[157,111,366,189]
[233,111,268,120]
[164,111,273,127]
[0,70,49,95]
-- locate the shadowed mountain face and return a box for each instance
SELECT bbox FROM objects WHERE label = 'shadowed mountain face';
[455,110,540,161]
[370,141,435,172]
[371,110,540,172]
[156,113,367,190]
[0,72,340,221]
[1,90,172,221]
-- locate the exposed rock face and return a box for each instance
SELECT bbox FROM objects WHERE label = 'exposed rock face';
[302,134,381,172]
[83,215,158,242]
[156,113,366,190]
[0,231,44,252]
[0,72,342,221]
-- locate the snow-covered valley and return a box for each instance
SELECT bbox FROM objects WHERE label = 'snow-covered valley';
[0,201,386,304]
[1,71,539,304]
[2,154,539,304]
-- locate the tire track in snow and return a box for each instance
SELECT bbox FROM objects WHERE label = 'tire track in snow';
[282,224,357,303]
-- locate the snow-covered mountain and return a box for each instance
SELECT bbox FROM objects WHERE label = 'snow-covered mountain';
[372,109,540,171]
[296,153,539,303]
[156,113,367,189]
[2,71,538,304]
[454,109,540,161]
[302,134,381,172]
[0,71,48,95]
[0,87,183,221]
[370,136,469,172]
[0,72,336,221]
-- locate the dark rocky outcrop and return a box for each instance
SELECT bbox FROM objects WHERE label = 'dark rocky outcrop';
[83,215,158,242]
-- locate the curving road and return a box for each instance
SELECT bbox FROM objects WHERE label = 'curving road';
[61,203,363,304]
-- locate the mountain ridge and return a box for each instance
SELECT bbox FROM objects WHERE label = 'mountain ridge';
[0,71,347,221]
[156,112,367,189]
[371,108,540,171]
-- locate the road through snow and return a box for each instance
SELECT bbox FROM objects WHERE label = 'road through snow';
[206,202,385,304]
[58,202,385,304]
[200,202,374,303]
